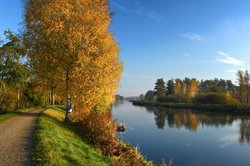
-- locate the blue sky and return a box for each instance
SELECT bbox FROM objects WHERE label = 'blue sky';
[1,0,250,97]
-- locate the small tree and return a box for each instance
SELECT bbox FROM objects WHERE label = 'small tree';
[145,90,156,101]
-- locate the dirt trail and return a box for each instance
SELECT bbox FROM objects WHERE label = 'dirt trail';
[0,109,43,166]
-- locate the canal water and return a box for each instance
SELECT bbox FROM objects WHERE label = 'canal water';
[112,101,250,166]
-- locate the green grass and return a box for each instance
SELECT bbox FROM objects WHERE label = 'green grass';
[0,112,18,122]
[33,107,111,166]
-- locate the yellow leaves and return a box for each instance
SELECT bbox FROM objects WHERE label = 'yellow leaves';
[24,0,122,120]
[190,79,198,97]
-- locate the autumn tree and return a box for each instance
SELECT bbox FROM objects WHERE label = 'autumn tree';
[175,79,184,96]
[190,78,198,97]
[154,78,166,97]
[24,0,122,121]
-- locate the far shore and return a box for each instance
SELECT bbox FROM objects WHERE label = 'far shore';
[132,100,250,114]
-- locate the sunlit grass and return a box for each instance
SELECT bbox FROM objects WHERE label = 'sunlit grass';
[33,107,111,166]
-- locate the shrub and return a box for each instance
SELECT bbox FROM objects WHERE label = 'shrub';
[193,92,240,105]
[0,91,16,112]
[79,111,154,165]
[157,95,191,103]
[79,111,117,155]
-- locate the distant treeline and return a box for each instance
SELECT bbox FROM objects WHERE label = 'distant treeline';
[142,71,250,105]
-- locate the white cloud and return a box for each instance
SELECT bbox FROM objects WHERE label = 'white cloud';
[111,2,165,22]
[180,33,202,41]
[216,51,244,66]
[218,133,238,148]
[227,68,246,73]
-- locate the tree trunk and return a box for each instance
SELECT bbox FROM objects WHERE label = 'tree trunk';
[51,83,56,105]
[48,91,51,105]
[17,88,20,109]
[52,92,55,105]
[65,71,71,121]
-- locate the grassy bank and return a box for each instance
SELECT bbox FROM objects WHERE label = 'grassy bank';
[33,107,157,166]
[32,107,111,166]
[133,100,250,114]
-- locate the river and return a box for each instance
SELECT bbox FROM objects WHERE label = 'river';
[112,101,250,166]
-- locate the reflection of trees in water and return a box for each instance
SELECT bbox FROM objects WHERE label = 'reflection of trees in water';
[146,107,250,135]
[154,111,166,129]
[145,106,156,113]
[113,100,125,107]
[151,108,202,131]
[199,114,234,128]
[152,107,167,129]
[144,106,250,145]
[239,120,250,144]
[174,112,199,131]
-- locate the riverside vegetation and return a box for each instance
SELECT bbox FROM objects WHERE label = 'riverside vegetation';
[135,74,250,113]
[33,106,154,166]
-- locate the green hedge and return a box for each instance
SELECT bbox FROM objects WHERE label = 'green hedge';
[193,93,240,105]
[157,95,190,103]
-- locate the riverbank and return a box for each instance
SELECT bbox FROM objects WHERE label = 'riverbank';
[132,100,250,114]
[33,107,111,165]
[33,106,154,166]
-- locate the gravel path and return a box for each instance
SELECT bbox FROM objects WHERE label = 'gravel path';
[0,109,43,166]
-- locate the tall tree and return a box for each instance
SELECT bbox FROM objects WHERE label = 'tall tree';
[199,78,236,93]
[166,79,175,96]
[0,30,29,109]
[24,0,122,120]
[175,79,184,96]
[244,70,250,104]
[154,78,166,97]
[237,70,245,104]
[183,77,191,96]
[190,78,198,97]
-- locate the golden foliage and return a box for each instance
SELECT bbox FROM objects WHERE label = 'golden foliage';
[24,0,122,119]
[190,78,198,97]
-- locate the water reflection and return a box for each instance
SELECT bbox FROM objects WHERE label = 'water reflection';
[145,106,250,143]
[239,120,250,144]
[113,102,250,165]
[113,100,125,107]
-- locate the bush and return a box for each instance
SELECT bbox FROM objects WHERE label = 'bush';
[193,92,240,105]
[157,95,191,103]
[0,91,16,112]
[79,111,154,165]
[0,96,14,112]
[21,87,45,107]
[79,111,117,155]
